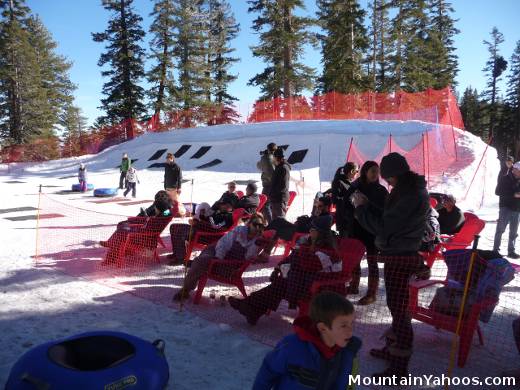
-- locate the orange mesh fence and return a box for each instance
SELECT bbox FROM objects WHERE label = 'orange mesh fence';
[35,190,519,387]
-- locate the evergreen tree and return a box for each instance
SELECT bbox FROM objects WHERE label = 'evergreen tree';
[505,40,520,158]
[148,0,177,117]
[459,87,487,138]
[481,27,507,142]
[248,0,316,100]
[171,0,211,121]
[61,105,88,157]
[427,0,459,88]
[317,0,369,93]
[367,0,392,92]
[208,0,239,108]
[92,0,146,139]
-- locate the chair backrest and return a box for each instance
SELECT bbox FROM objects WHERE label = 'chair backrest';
[429,197,438,209]
[337,238,366,276]
[257,194,268,212]
[463,212,478,221]
[445,218,485,251]
[236,190,244,199]
[144,215,173,233]
[287,191,297,208]
[231,208,246,227]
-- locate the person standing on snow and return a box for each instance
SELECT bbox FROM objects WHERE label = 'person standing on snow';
[351,152,430,379]
[164,152,183,200]
[493,161,520,259]
[269,148,291,220]
[257,142,277,223]
[124,166,140,198]
[119,153,131,189]
[78,163,88,192]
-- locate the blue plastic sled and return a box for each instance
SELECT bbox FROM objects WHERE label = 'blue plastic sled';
[94,188,119,197]
[5,330,169,390]
[71,183,94,192]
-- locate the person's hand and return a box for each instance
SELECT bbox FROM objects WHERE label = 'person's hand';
[350,191,368,208]
[514,192,520,199]
[506,160,514,169]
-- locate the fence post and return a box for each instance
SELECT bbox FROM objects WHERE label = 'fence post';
[463,136,492,201]
[445,235,480,389]
[180,178,195,312]
[346,137,353,162]
[389,133,393,153]
[35,184,42,261]
[422,133,427,186]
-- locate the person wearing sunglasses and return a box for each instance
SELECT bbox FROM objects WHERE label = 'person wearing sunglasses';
[173,214,269,302]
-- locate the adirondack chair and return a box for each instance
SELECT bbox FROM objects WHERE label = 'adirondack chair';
[423,216,485,268]
[256,194,268,213]
[430,197,438,209]
[103,214,173,267]
[235,190,244,199]
[409,250,499,367]
[193,230,276,304]
[287,191,297,210]
[297,238,366,316]
[184,208,247,261]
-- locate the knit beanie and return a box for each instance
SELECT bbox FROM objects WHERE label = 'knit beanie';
[380,152,410,179]
[247,182,258,192]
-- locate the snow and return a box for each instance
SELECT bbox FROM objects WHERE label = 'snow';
[1,119,518,389]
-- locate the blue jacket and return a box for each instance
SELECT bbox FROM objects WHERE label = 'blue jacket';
[253,317,361,390]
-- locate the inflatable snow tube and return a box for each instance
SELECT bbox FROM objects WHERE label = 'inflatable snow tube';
[5,330,169,390]
[71,183,94,192]
[94,188,119,197]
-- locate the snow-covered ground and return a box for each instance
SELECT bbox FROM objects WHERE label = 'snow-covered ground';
[1,120,518,389]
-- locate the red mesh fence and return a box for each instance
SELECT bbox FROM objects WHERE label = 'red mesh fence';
[35,190,519,387]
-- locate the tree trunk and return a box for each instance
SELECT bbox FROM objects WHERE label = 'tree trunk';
[282,2,292,99]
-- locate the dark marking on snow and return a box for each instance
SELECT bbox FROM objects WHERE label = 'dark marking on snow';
[174,145,191,158]
[190,146,211,159]
[4,180,26,183]
[5,213,64,221]
[196,159,222,169]
[0,206,38,214]
[148,149,168,161]
[148,163,166,169]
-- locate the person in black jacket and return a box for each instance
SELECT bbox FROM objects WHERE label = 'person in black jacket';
[352,152,430,378]
[349,161,388,304]
[212,181,240,210]
[327,162,359,237]
[164,152,182,195]
[269,148,291,219]
[437,194,465,235]
[236,183,260,214]
[493,161,520,258]
[257,142,277,222]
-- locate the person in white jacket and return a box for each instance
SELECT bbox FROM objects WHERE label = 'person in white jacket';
[173,214,269,302]
[124,166,140,198]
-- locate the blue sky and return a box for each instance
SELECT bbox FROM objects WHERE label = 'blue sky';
[26,0,520,126]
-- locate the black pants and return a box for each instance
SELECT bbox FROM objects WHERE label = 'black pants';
[381,254,424,352]
[119,171,127,189]
[124,182,136,197]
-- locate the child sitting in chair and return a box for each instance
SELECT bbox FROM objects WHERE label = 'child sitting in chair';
[252,291,361,389]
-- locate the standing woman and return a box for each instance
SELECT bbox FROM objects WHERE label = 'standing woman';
[349,161,388,303]
[352,152,429,378]
[329,162,359,237]
[78,163,87,192]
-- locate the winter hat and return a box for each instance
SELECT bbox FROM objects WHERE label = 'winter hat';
[380,152,410,179]
[310,215,333,233]
[246,182,258,192]
[154,190,172,207]
[513,161,520,171]
[267,142,277,152]
[273,148,285,159]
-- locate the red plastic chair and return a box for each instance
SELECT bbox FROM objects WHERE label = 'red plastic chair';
[193,230,276,304]
[463,212,478,221]
[423,217,485,268]
[429,197,438,209]
[104,215,173,267]
[235,190,244,199]
[287,191,297,210]
[184,208,247,261]
[409,278,497,367]
[277,232,308,258]
[297,238,366,315]
[256,194,268,213]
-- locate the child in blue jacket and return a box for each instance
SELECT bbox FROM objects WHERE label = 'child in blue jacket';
[253,291,361,390]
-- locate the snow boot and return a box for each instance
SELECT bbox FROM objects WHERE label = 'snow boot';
[357,277,379,305]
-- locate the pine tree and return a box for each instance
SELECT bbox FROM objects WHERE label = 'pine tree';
[92,0,146,139]
[317,0,369,93]
[248,0,316,100]
[427,0,459,89]
[61,105,88,157]
[367,0,392,92]
[148,0,177,117]
[171,0,211,122]
[505,40,520,158]
[208,0,239,123]
[481,27,507,142]
[459,87,487,138]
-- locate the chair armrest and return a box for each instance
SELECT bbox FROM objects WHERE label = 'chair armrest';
[127,230,159,238]
[409,279,446,290]
[310,277,347,295]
